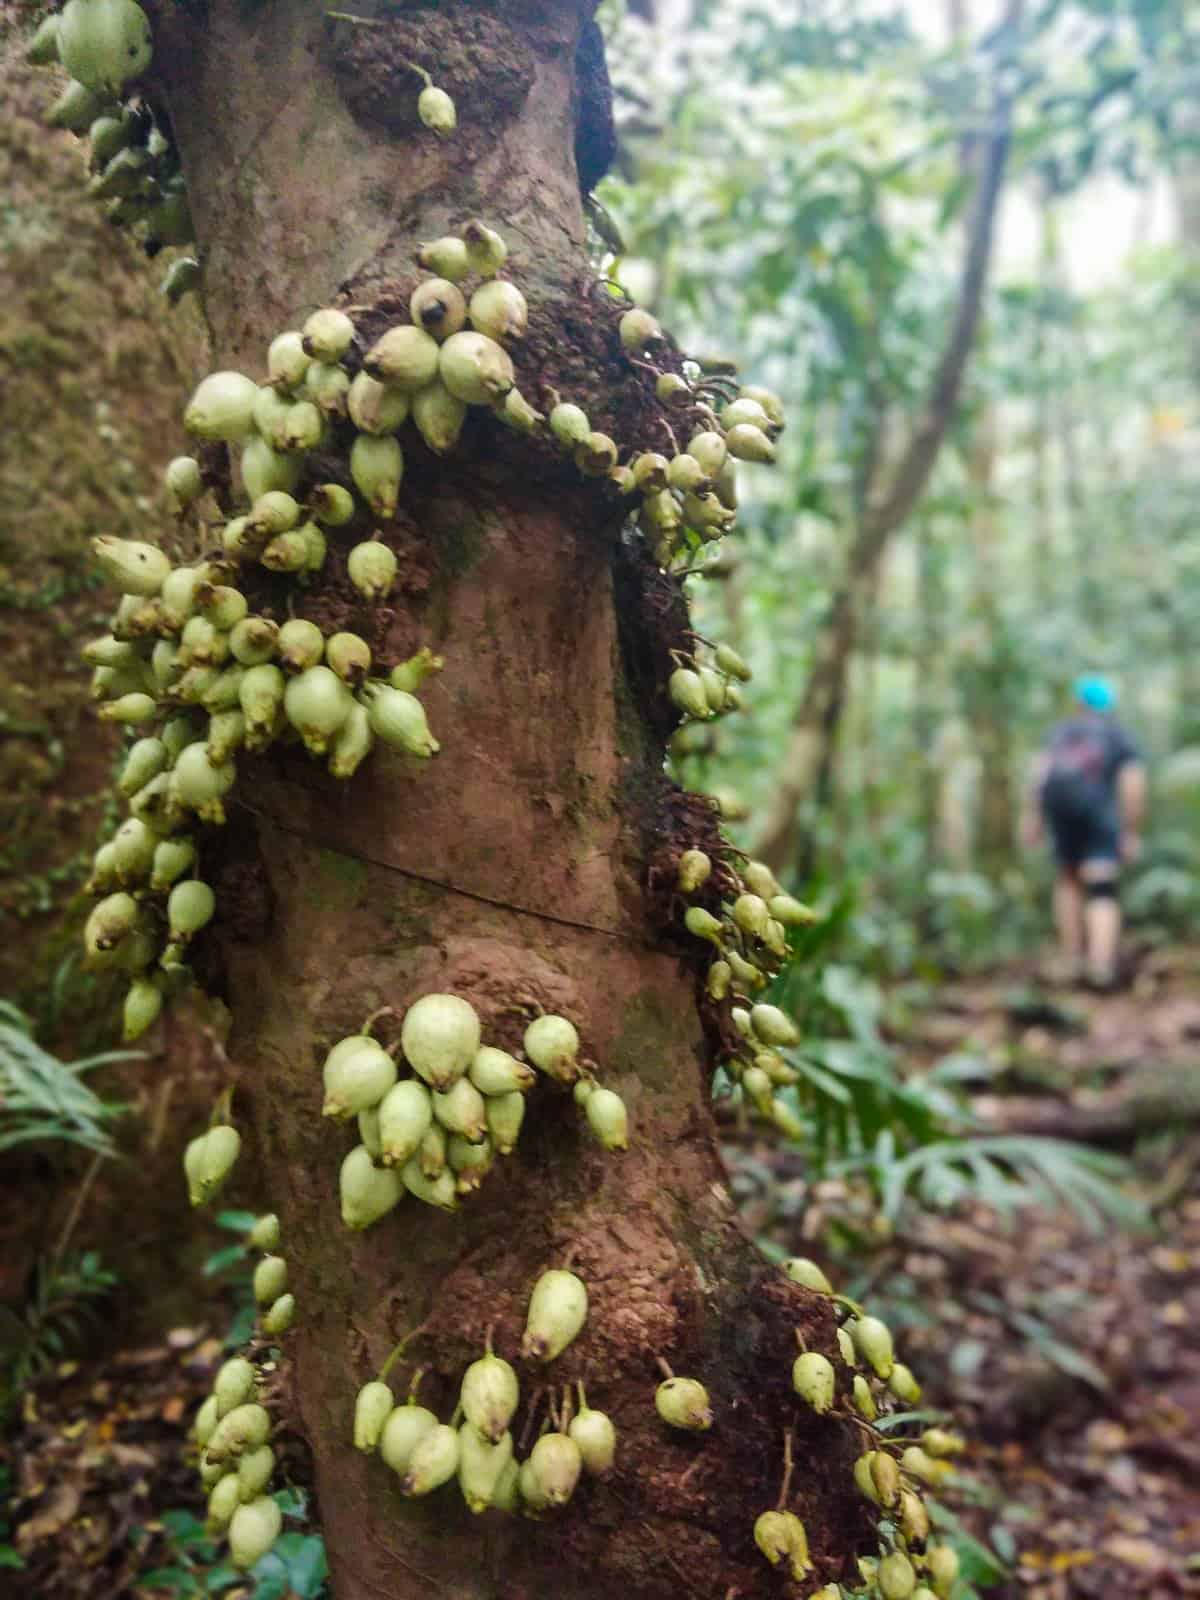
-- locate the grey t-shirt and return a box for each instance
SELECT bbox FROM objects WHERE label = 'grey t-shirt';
[1042,713,1140,817]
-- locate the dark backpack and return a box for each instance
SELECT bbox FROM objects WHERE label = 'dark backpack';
[1041,722,1111,824]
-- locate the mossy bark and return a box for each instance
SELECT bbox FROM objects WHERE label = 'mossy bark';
[147,3,871,1594]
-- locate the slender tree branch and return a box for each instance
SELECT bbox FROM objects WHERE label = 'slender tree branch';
[858,5,1021,551]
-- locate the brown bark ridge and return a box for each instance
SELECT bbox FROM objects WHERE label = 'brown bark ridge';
[142,3,872,1596]
[751,0,1022,879]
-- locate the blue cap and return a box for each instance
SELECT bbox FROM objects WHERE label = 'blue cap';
[1074,674,1115,711]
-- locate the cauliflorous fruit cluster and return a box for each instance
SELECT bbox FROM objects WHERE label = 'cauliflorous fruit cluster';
[765,1258,967,1599]
[187,1212,297,1570]
[27,0,197,299]
[350,1271,612,1516]
[673,843,821,1131]
[331,997,631,1223]
[79,199,790,1049]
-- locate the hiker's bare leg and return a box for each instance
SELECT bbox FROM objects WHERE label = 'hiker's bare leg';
[1053,867,1084,972]
[1080,860,1120,984]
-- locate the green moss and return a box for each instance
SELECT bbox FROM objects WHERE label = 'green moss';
[378,883,439,946]
[430,501,487,580]
[0,328,77,368]
[612,987,682,1089]
[307,848,369,908]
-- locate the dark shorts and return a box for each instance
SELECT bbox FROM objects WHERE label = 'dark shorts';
[1044,805,1120,868]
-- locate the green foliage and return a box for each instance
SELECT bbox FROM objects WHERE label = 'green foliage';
[0,1000,131,1155]
[745,921,1147,1235]
[203,1210,259,1349]
[0,1463,23,1571]
[0,1004,130,1419]
[858,1132,1145,1234]
[0,1251,117,1409]
[1019,0,1200,193]
[136,1491,328,1599]
[928,1498,1013,1598]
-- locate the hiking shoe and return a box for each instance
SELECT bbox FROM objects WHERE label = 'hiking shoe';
[1038,956,1086,987]
[1084,962,1120,993]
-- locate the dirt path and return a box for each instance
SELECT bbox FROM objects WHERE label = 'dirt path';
[867,950,1200,1598]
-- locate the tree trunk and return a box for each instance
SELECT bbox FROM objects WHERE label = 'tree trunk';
[962,406,1016,872]
[1029,189,1055,600]
[847,564,884,851]
[147,4,867,1596]
[914,514,946,927]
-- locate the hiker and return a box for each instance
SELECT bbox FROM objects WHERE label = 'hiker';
[1021,675,1146,989]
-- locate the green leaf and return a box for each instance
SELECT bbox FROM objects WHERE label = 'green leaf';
[282,1534,329,1596]
[873,1407,948,1432]
[203,1245,249,1279]
[273,1486,308,1518]
[138,1568,197,1593]
[215,1210,259,1234]
[202,1563,242,1592]
[248,1554,289,1600]
[160,1509,207,1541]
[929,1501,1011,1584]
[0,1011,129,1156]
[223,1300,257,1350]
[792,1054,853,1104]
[1009,1320,1110,1391]
[990,1524,1019,1565]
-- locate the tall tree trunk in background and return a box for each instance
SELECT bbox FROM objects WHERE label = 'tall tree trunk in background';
[914,513,946,926]
[1056,373,1093,631]
[1043,197,1095,640]
[850,564,885,848]
[962,406,1016,872]
[1170,135,1200,741]
[752,0,1019,878]
[143,4,867,1595]
[1176,128,1200,389]
[1029,190,1055,601]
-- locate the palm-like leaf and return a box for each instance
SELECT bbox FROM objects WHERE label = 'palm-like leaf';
[0,1001,133,1156]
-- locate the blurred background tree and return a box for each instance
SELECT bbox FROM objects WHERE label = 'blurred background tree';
[599,0,1200,969]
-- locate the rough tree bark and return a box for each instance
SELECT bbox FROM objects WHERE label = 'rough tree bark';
[752,3,1020,878]
[141,3,869,1596]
